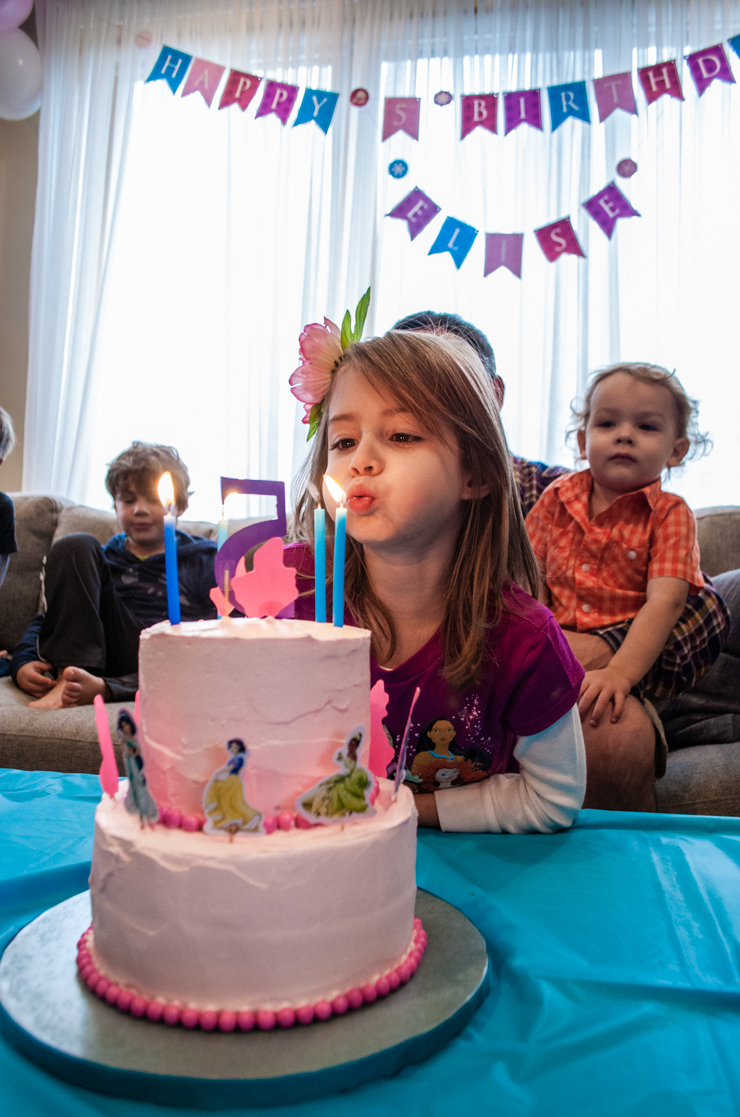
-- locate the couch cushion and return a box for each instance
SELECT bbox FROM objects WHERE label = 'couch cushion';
[695,507,740,577]
[0,494,72,652]
[0,675,126,775]
[52,503,120,546]
[657,741,740,816]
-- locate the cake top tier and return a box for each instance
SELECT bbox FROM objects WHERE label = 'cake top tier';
[141,617,371,644]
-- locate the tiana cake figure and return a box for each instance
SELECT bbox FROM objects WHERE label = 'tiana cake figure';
[297,727,376,824]
[117,711,159,829]
[203,739,264,838]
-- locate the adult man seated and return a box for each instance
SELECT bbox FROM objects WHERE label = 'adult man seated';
[393,311,730,812]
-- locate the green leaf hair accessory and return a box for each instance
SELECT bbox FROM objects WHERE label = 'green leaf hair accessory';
[289,287,371,440]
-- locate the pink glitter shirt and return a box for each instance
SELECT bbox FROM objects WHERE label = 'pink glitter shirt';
[286,543,583,795]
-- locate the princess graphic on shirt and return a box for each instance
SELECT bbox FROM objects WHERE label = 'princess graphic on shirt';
[117,710,159,828]
[297,727,376,824]
[407,718,490,793]
[203,739,264,838]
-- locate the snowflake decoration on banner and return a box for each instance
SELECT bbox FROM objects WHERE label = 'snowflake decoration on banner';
[434,91,453,105]
[389,159,408,179]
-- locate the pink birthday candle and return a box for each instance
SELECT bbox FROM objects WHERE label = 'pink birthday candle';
[94,694,119,797]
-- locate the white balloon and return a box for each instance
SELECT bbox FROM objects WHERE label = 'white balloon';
[0,28,42,120]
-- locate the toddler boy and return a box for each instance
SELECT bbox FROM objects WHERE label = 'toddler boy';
[12,442,217,707]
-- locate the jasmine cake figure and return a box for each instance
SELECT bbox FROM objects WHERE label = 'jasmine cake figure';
[117,710,159,828]
[297,727,376,824]
[203,739,264,839]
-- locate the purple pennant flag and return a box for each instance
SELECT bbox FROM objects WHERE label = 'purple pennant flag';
[535,218,585,262]
[593,73,638,122]
[383,98,421,141]
[582,182,640,239]
[638,61,684,105]
[255,80,299,124]
[181,58,226,107]
[503,89,542,134]
[686,45,736,96]
[387,187,441,241]
[484,233,523,278]
[461,94,497,139]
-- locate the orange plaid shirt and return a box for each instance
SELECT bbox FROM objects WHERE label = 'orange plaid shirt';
[525,469,704,632]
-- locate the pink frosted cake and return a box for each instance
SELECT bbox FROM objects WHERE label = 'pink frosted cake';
[78,618,423,1032]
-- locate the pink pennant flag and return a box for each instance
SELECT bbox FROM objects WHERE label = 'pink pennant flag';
[461,94,497,139]
[255,80,299,124]
[219,69,261,111]
[484,233,523,278]
[94,694,119,797]
[638,61,684,105]
[686,45,735,96]
[503,89,542,134]
[382,98,421,141]
[181,58,226,107]
[582,182,640,239]
[535,218,585,262]
[367,680,394,779]
[593,72,637,122]
[231,536,298,617]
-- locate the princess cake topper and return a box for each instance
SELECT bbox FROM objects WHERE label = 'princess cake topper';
[117,710,159,828]
[203,738,264,839]
[296,726,376,825]
[393,686,421,800]
[289,287,371,440]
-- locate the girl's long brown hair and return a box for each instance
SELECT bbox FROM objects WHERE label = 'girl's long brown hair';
[292,330,539,691]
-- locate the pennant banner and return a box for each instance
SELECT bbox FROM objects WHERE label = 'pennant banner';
[294,88,339,133]
[387,187,441,240]
[256,80,300,124]
[638,61,684,104]
[219,70,261,112]
[548,81,591,130]
[484,233,523,278]
[383,98,421,141]
[593,72,637,122]
[181,58,225,107]
[428,217,478,268]
[146,46,192,94]
[729,34,740,61]
[503,89,543,134]
[461,94,497,139]
[582,182,640,238]
[535,217,585,262]
[686,45,735,96]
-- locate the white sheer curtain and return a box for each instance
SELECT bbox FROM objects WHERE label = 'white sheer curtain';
[24,0,740,520]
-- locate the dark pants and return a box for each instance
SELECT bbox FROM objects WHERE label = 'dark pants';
[39,534,143,693]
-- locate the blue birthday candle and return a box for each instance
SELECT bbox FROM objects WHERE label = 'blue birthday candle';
[314,505,326,622]
[158,472,181,625]
[324,476,346,628]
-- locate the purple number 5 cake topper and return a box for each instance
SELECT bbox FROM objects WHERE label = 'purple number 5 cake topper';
[214,478,287,612]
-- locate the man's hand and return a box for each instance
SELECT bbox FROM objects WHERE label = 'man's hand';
[578,666,634,726]
[562,631,614,671]
[16,660,55,698]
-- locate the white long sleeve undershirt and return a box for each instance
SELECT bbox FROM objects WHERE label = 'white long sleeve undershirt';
[433,704,586,834]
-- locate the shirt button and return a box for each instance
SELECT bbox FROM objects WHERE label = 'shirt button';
[627,550,636,560]
[582,603,591,613]
[581,563,590,572]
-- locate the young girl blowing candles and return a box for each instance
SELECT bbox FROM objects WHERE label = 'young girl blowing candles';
[525,363,706,735]
[287,315,586,833]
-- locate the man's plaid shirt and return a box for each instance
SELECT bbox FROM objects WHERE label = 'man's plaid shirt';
[512,456,730,699]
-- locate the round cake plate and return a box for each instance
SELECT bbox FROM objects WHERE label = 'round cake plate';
[0,889,490,1109]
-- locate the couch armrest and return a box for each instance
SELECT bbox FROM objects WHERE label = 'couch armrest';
[694,506,740,577]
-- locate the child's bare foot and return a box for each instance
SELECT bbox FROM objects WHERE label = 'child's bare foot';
[28,676,67,709]
[61,667,108,707]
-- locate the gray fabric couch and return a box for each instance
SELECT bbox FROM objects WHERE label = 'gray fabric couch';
[1,494,739,814]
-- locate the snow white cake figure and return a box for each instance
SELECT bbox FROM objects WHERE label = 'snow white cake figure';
[117,711,159,829]
[203,739,264,839]
[297,727,376,824]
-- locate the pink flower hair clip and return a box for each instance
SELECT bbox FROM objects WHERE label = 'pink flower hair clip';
[289,287,371,440]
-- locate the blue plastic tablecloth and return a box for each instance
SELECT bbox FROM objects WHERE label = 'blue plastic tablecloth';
[1,767,740,1116]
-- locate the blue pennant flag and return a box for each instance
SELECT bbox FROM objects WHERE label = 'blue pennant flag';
[728,34,740,61]
[293,89,340,134]
[146,46,193,94]
[428,217,478,269]
[548,81,591,130]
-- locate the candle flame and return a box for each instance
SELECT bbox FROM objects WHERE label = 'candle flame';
[157,472,175,510]
[323,474,345,505]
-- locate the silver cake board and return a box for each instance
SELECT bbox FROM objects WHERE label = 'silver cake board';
[0,889,490,1108]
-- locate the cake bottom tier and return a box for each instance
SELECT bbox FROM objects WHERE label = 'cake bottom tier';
[89,784,417,1013]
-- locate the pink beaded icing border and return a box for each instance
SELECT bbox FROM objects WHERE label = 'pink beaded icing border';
[75,918,427,1031]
